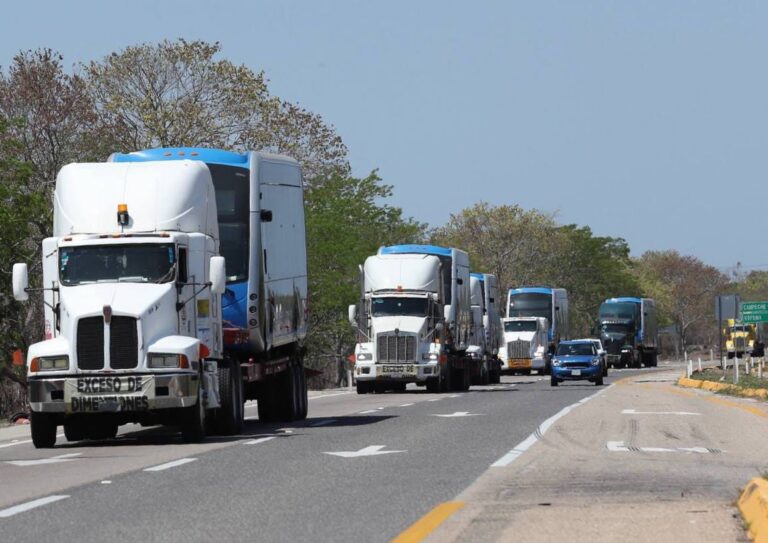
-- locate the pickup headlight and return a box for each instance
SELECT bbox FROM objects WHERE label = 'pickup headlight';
[32,356,69,372]
[148,354,189,368]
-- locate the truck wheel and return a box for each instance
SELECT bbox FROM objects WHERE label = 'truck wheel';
[356,381,370,394]
[215,360,244,435]
[88,422,118,440]
[393,383,407,393]
[64,422,86,442]
[181,384,207,443]
[425,378,440,393]
[439,364,452,393]
[31,412,57,448]
[298,362,309,419]
[457,369,470,392]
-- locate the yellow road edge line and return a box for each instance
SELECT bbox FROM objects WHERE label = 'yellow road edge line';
[739,478,768,543]
[391,501,465,543]
[672,378,768,418]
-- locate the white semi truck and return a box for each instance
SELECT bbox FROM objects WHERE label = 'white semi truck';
[349,245,478,393]
[498,317,549,375]
[467,273,503,384]
[14,149,309,448]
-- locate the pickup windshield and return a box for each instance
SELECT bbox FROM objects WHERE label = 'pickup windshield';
[60,244,176,286]
[371,297,428,317]
[556,343,596,356]
[505,320,537,332]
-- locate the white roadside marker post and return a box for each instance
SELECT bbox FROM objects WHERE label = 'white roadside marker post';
[698,357,702,373]
[735,355,740,384]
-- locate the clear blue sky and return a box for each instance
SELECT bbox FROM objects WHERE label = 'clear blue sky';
[1,1,766,270]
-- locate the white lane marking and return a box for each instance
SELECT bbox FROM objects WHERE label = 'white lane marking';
[449,394,460,398]
[431,412,484,418]
[309,392,352,400]
[399,403,414,407]
[277,428,295,434]
[622,409,701,416]
[243,436,277,445]
[324,445,406,458]
[607,441,717,454]
[0,439,32,449]
[359,409,378,414]
[143,458,197,472]
[101,480,112,484]
[310,419,337,427]
[427,398,443,402]
[492,385,613,467]
[0,432,63,449]
[6,452,82,467]
[0,495,69,518]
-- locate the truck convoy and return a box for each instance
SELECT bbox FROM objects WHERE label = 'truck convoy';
[13,148,309,448]
[597,297,658,368]
[724,319,757,359]
[499,317,550,375]
[468,273,503,384]
[507,287,569,361]
[350,244,489,393]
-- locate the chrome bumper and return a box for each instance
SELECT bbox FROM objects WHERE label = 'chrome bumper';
[28,373,199,413]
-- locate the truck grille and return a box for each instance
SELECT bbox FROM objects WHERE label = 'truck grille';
[110,316,138,369]
[734,337,747,351]
[507,340,531,359]
[77,317,104,370]
[377,334,416,362]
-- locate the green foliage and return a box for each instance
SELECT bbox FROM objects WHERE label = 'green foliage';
[304,171,425,384]
[431,202,639,335]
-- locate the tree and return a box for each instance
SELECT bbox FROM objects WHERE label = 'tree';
[431,202,639,335]
[635,250,728,353]
[85,39,348,181]
[0,116,49,416]
[304,171,425,385]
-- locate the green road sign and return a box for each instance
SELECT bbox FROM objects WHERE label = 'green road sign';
[741,301,768,323]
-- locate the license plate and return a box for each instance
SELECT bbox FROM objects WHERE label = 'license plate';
[64,376,155,413]
[571,369,581,376]
[380,365,416,376]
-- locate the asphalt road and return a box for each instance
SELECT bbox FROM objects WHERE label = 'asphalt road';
[0,361,757,542]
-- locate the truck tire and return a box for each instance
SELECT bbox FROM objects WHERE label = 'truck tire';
[425,378,440,393]
[64,422,86,442]
[298,362,309,420]
[452,368,470,392]
[215,360,244,435]
[181,384,207,443]
[88,422,118,440]
[356,381,370,394]
[439,363,452,393]
[31,412,57,448]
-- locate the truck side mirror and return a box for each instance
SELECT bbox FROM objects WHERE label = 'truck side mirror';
[209,257,226,295]
[12,263,29,302]
[348,304,357,325]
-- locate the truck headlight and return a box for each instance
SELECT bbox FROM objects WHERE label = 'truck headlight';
[32,356,69,372]
[148,354,189,368]
[621,348,631,353]
[356,353,369,361]
[422,353,438,361]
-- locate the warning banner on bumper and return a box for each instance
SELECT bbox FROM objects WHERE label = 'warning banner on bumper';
[64,376,155,413]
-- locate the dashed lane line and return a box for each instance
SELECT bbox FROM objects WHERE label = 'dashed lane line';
[243,436,278,445]
[143,458,197,472]
[0,495,69,518]
[491,385,613,467]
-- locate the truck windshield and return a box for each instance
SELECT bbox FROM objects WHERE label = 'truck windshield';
[508,292,551,320]
[505,320,537,332]
[732,325,751,332]
[59,244,176,286]
[556,343,595,356]
[371,297,428,317]
[599,302,637,320]
[601,323,632,335]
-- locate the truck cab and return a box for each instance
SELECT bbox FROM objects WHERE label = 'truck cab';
[499,317,549,375]
[13,161,228,447]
